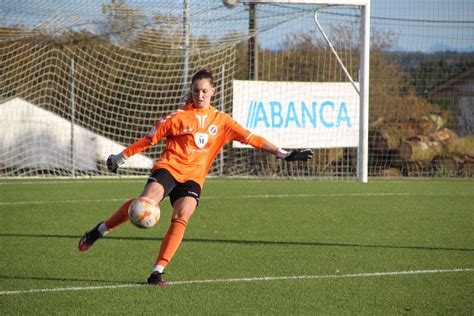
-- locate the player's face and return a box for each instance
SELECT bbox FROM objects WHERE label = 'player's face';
[191,79,215,109]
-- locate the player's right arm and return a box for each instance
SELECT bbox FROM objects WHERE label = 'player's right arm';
[106,137,152,173]
[107,113,177,173]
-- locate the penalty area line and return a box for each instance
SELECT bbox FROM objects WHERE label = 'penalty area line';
[1,268,472,296]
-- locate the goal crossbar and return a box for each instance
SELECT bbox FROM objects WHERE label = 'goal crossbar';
[243,0,370,6]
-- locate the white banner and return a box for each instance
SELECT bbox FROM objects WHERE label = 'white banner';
[232,80,360,148]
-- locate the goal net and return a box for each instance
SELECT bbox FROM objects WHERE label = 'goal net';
[0,0,369,180]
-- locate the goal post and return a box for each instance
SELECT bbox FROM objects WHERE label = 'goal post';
[239,0,370,182]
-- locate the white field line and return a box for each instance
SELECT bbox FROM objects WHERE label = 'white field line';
[1,177,473,185]
[0,192,472,206]
[0,268,472,296]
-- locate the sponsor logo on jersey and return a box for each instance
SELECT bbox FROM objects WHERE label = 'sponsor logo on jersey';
[195,115,208,128]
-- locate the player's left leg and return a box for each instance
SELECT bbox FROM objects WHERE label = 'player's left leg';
[148,181,201,286]
[147,197,197,286]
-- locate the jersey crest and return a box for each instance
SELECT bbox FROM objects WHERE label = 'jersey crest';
[194,133,209,149]
[208,124,218,136]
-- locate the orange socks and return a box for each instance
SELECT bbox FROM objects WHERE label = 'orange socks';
[155,218,188,269]
[104,199,134,230]
[104,201,187,272]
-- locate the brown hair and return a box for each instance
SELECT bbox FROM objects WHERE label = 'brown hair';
[184,68,214,104]
[191,68,214,86]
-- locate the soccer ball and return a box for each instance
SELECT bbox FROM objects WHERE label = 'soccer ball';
[128,197,160,229]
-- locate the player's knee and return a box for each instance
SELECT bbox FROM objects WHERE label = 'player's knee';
[142,182,165,202]
[172,197,197,221]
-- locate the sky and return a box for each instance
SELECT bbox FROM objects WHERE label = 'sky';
[370,0,474,52]
[2,0,474,53]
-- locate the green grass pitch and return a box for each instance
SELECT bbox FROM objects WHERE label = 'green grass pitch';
[1,178,473,314]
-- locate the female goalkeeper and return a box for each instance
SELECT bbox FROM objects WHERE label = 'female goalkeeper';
[78,69,313,286]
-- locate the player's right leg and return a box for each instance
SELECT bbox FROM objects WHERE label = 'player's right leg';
[78,199,134,251]
[78,221,106,252]
[78,172,168,252]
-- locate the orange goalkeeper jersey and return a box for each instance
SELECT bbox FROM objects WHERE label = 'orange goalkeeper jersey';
[122,103,265,188]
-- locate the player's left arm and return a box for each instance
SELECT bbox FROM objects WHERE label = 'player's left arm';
[258,138,313,161]
[226,117,313,162]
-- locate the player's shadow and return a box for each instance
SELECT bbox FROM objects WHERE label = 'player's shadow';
[0,274,143,285]
[0,232,472,252]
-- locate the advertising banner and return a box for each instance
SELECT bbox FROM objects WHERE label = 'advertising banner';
[232,80,360,148]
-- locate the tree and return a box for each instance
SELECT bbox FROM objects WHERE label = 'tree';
[101,0,146,44]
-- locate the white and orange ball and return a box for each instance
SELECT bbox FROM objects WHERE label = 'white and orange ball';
[128,197,160,229]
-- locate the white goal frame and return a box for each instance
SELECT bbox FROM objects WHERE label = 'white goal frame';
[244,0,370,182]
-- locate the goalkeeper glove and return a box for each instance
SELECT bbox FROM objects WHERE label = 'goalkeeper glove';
[276,148,313,161]
[107,152,127,173]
